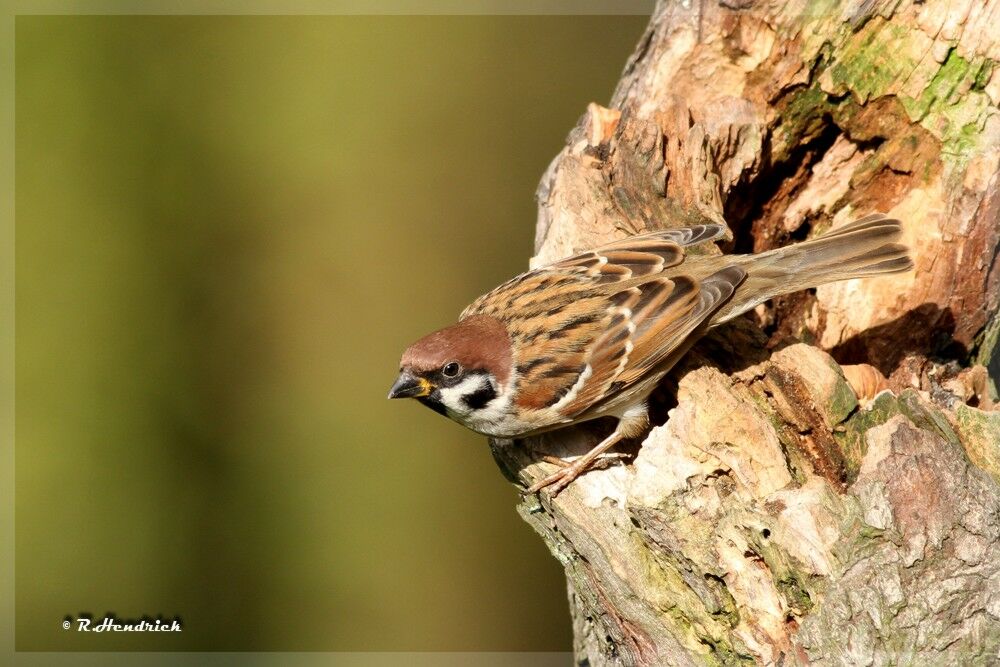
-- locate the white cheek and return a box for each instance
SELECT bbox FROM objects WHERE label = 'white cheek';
[435,375,513,436]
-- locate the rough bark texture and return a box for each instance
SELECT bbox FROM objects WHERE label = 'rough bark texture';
[489,2,1000,665]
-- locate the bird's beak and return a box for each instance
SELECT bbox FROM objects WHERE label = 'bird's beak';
[387,372,432,399]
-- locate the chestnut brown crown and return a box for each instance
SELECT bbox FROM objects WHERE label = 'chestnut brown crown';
[388,314,512,400]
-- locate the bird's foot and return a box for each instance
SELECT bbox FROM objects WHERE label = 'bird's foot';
[524,431,628,497]
[524,461,590,496]
[524,454,627,496]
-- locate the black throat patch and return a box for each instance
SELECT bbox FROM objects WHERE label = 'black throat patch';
[417,391,448,416]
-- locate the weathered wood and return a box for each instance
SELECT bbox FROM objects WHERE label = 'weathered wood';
[492,2,1000,664]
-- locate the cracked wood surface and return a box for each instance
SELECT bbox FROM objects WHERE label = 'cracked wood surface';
[491,1,1000,665]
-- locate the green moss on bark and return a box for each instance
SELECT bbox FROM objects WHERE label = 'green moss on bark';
[827,20,917,103]
[953,405,1000,482]
[629,528,752,666]
[835,390,960,482]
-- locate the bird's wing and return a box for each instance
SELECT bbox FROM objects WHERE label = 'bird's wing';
[461,224,727,319]
[461,227,736,417]
[556,265,746,418]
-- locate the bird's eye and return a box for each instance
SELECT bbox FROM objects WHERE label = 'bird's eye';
[442,361,462,378]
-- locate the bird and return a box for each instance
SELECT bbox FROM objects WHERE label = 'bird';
[388,213,912,496]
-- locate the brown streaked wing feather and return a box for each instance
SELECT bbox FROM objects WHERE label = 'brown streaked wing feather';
[550,245,682,283]
[461,269,586,321]
[548,229,696,269]
[612,277,700,385]
[463,225,723,320]
[667,224,728,246]
[509,285,637,411]
[548,288,644,415]
[594,224,726,252]
[558,277,696,417]
[538,225,726,284]
[597,224,727,250]
[561,265,746,417]
[619,265,746,385]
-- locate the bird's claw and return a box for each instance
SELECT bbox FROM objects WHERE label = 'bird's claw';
[524,460,588,496]
[523,437,629,497]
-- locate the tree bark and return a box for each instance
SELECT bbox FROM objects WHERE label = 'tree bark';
[490,2,1000,665]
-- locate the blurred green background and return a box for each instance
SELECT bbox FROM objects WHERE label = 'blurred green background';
[15,15,647,651]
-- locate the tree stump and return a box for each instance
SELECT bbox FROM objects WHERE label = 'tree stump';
[489,2,1000,664]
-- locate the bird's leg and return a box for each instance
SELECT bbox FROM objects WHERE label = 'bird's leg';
[525,428,626,496]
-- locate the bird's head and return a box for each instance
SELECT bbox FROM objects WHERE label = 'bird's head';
[388,314,512,430]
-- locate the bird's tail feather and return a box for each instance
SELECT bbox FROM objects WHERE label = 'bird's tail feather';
[711,213,912,324]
